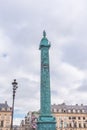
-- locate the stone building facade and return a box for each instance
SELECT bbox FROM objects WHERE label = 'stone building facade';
[20,103,87,130]
[20,112,39,130]
[52,103,87,130]
[0,101,12,130]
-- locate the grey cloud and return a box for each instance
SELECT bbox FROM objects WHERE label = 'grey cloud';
[61,41,87,69]
[17,78,39,99]
[77,79,87,92]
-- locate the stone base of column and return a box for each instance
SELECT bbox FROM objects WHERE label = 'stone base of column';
[37,115,56,130]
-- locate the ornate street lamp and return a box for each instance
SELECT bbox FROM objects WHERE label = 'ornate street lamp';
[11,79,18,130]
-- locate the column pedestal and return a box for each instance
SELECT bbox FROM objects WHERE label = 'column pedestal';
[37,115,56,130]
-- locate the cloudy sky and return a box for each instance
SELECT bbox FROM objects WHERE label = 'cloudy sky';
[0,0,87,125]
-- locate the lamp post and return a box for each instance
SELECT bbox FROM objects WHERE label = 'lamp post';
[11,79,18,130]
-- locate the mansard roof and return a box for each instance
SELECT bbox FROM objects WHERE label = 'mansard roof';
[0,101,11,111]
[51,103,87,113]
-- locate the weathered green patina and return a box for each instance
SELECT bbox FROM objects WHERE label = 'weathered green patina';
[37,31,56,130]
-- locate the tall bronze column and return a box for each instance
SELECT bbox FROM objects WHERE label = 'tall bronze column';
[37,31,56,130]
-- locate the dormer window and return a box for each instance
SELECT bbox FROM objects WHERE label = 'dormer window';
[63,109,66,113]
[73,109,76,113]
[57,109,59,112]
[7,108,10,111]
[53,108,57,112]
[82,109,85,113]
[68,110,71,113]
[77,110,80,113]
[59,109,62,112]
[1,108,5,111]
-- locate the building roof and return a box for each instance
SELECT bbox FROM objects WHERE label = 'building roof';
[51,103,87,113]
[0,101,11,111]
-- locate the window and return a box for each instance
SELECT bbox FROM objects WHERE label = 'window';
[1,121,3,127]
[82,109,85,113]
[1,108,5,111]
[72,117,76,119]
[83,117,85,120]
[53,108,57,112]
[69,117,71,120]
[57,109,59,112]
[77,110,80,113]
[69,123,72,128]
[79,123,81,128]
[73,109,76,113]
[68,110,71,113]
[74,122,77,128]
[59,109,62,112]
[84,123,86,128]
[78,117,80,120]
[52,108,57,112]
[64,122,67,128]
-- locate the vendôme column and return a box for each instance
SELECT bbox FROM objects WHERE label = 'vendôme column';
[37,31,56,130]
